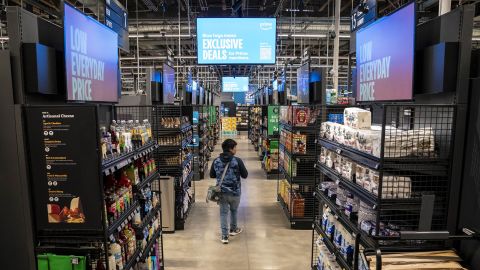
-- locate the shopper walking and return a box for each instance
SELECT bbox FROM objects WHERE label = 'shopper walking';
[210,139,248,244]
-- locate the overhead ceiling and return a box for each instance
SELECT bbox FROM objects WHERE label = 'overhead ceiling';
[1,0,480,93]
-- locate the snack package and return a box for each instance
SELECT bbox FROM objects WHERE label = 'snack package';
[293,107,310,127]
[334,155,343,174]
[355,165,367,187]
[344,108,371,129]
[333,124,345,144]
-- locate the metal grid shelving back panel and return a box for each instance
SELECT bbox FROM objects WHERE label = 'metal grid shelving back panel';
[381,105,455,161]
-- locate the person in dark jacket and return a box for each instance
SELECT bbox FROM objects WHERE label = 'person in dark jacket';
[210,139,248,244]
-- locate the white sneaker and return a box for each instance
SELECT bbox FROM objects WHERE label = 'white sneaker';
[229,228,243,236]
[221,235,229,244]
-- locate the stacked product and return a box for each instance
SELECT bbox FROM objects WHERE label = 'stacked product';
[100,119,153,161]
[319,147,412,199]
[278,180,305,218]
[312,104,457,270]
[320,108,435,158]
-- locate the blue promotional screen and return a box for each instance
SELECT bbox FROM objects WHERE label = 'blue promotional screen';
[297,63,310,104]
[197,18,276,64]
[162,64,175,104]
[64,3,119,102]
[222,77,249,92]
[356,2,415,101]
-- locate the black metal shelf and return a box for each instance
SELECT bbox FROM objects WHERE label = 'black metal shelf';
[135,172,160,192]
[314,222,352,270]
[277,194,313,229]
[279,165,315,185]
[133,204,161,234]
[315,187,375,248]
[280,122,318,133]
[279,142,316,158]
[107,200,140,237]
[154,124,192,134]
[318,139,381,170]
[140,228,163,262]
[102,142,158,176]
[122,245,143,270]
[315,162,423,209]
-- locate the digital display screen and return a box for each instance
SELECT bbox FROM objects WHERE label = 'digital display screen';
[197,18,276,64]
[296,63,309,104]
[162,64,175,104]
[222,77,249,92]
[356,2,415,101]
[64,3,119,102]
[192,80,198,104]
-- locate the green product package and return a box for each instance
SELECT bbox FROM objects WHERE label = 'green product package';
[37,254,86,270]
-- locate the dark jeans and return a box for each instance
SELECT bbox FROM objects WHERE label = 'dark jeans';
[219,193,240,237]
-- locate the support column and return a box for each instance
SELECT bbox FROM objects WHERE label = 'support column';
[439,0,451,16]
[333,0,341,93]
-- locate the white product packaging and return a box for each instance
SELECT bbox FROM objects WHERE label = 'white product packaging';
[356,128,382,156]
[343,126,357,148]
[344,108,372,129]
[341,158,355,181]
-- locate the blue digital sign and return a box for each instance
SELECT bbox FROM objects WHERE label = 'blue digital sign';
[197,18,277,64]
[222,77,249,92]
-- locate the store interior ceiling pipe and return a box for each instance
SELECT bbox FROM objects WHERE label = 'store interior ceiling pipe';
[128,21,350,34]
[127,33,351,39]
[119,55,352,61]
[119,64,350,69]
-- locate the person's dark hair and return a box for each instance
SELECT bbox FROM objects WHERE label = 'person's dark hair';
[222,139,237,152]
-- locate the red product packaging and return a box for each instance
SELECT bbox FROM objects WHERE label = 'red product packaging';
[293,107,310,127]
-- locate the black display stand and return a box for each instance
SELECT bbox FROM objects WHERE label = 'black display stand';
[278,105,319,229]
[24,105,165,270]
[115,105,195,231]
[310,104,456,270]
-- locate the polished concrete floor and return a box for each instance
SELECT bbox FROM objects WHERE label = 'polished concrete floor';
[163,135,312,270]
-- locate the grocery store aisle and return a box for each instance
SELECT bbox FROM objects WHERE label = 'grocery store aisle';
[163,134,312,270]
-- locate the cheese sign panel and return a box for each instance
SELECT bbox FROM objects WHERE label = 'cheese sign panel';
[25,106,103,232]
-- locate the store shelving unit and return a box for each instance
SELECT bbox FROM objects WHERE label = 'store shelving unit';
[26,105,164,270]
[116,105,195,231]
[278,105,320,229]
[248,106,262,152]
[197,106,211,179]
[236,106,249,131]
[311,104,456,270]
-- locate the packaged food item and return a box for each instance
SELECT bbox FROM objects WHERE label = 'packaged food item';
[334,155,343,174]
[343,126,357,148]
[319,147,327,164]
[344,107,371,129]
[355,165,367,187]
[293,107,310,127]
[341,158,355,181]
[356,129,381,156]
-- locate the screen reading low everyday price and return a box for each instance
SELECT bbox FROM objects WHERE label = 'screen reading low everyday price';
[222,77,249,92]
[64,3,119,102]
[162,64,175,104]
[197,18,276,64]
[355,2,415,101]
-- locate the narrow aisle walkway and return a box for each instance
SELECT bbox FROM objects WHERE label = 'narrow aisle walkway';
[163,135,312,270]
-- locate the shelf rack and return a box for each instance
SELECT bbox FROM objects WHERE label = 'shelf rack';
[26,105,165,270]
[115,105,195,232]
[278,105,321,229]
[236,105,249,131]
[310,104,456,270]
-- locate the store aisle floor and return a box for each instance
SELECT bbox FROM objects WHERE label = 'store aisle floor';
[163,135,312,270]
